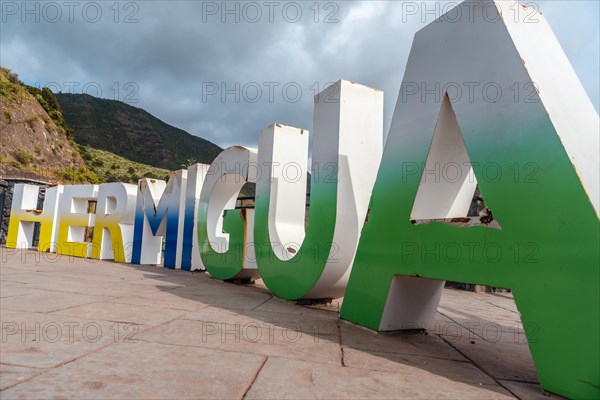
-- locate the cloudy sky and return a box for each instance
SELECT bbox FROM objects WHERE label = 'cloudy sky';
[2,1,598,149]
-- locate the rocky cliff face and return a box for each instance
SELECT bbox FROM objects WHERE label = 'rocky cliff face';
[0,68,91,183]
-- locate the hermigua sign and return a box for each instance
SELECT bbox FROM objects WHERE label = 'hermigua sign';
[4,1,599,398]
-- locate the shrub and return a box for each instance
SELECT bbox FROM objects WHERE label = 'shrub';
[35,94,48,109]
[127,166,136,174]
[75,146,94,162]
[34,145,42,155]
[181,157,197,168]
[7,71,20,84]
[3,110,11,122]
[25,117,37,130]
[13,150,34,165]
[58,167,100,184]
[41,87,60,111]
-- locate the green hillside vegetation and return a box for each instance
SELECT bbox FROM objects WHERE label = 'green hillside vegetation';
[24,85,74,139]
[56,93,223,170]
[78,145,170,184]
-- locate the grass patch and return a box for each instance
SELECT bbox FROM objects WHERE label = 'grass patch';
[0,67,22,100]
[57,167,100,184]
[79,145,170,184]
[13,150,34,166]
[25,116,37,130]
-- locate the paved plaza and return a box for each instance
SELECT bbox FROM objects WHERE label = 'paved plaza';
[0,248,563,399]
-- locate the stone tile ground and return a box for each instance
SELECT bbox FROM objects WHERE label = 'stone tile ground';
[0,248,564,399]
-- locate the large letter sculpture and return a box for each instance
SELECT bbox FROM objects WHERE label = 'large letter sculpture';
[131,171,187,268]
[181,163,210,271]
[6,184,63,252]
[198,146,259,280]
[254,80,383,299]
[340,2,599,398]
[90,183,137,263]
[56,184,98,258]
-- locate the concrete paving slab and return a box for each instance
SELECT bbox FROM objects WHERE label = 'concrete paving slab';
[244,356,515,400]
[109,294,210,312]
[188,291,276,311]
[0,341,266,399]
[342,347,496,385]
[0,309,130,369]
[440,332,539,383]
[183,306,338,336]
[6,279,159,298]
[0,248,547,399]
[0,266,36,275]
[135,318,343,366]
[0,283,39,299]
[0,290,111,314]
[339,320,467,362]
[253,295,340,320]
[498,380,566,399]
[50,300,188,327]
[118,279,274,311]
[0,364,44,390]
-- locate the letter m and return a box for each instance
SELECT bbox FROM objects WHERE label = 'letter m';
[131,171,187,268]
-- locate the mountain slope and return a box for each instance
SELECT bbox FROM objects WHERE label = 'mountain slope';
[78,145,169,184]
[56,93,222,170]
[0,68,96,183]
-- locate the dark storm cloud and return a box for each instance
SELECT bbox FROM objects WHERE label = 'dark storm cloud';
[1,1,598,149]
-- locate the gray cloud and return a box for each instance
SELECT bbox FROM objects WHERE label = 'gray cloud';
[1,1,598,149]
